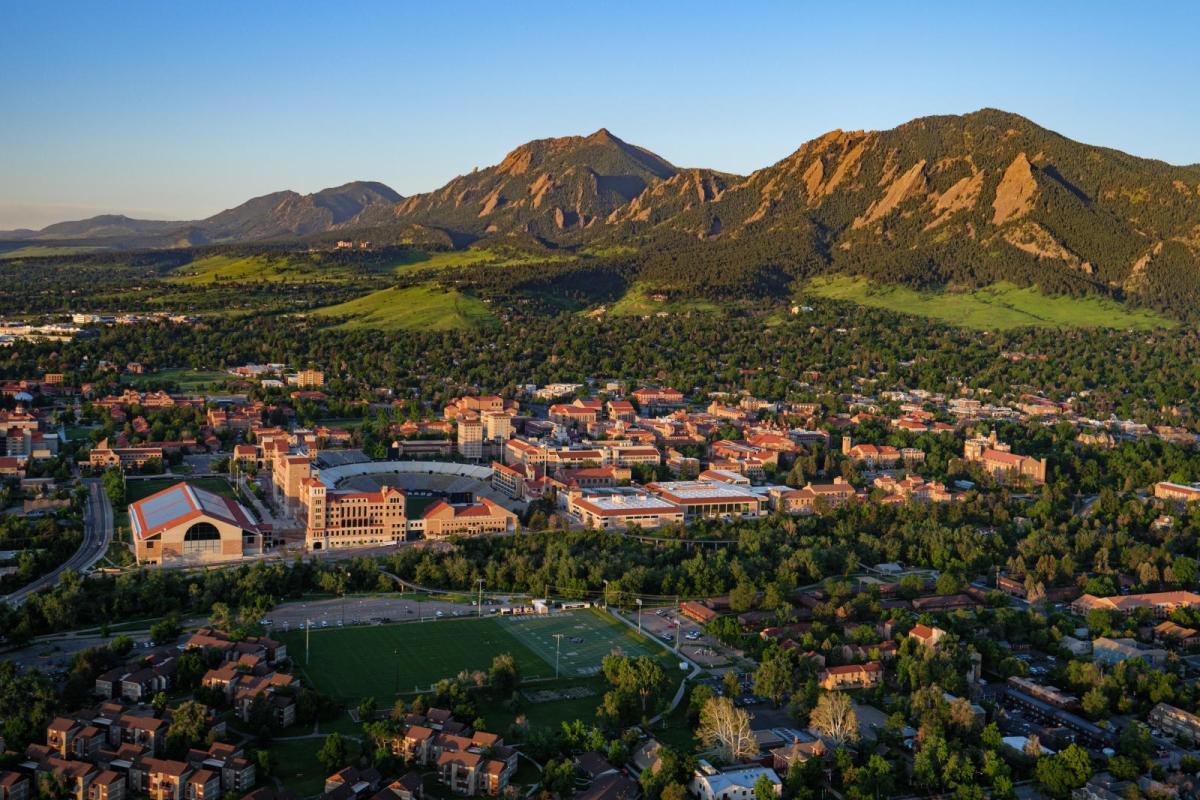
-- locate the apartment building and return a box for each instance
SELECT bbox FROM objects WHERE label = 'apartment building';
[1149,703,1200,743]
[1071,591,1200,618]
[817,662,884,691]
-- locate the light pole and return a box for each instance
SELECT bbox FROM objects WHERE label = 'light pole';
[553,633,563,679]
[394,648,399,695]
[477,578,484,618]
[636,598,643,631]
[305,618,311,664]
[602,580,609,611]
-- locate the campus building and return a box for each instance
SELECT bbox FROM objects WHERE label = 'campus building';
[130,482,262,565]
[89,438,163,472]
[963,431,1046,484]
[1071,591,1200,618]
[303,481,410,549]
[566,487,685,530]
[642,480,766,521]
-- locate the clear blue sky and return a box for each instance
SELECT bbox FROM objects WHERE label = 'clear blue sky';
[2,0,1198,228]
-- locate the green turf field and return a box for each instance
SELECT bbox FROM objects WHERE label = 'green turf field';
[314,283,497,331]
[806,275,1174,331]
[279,609,672,702]
[497,608,671,676]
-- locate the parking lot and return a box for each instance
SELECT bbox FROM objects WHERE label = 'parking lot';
[621,605,732,667]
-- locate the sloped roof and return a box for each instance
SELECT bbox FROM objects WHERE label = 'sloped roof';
[130,482,258,540]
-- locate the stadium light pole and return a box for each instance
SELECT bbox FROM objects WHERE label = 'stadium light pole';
[477,578,484,618]
[553,633,563,679]
[394,648,399,695]
[636,598,643,631]
[305,618,310,665]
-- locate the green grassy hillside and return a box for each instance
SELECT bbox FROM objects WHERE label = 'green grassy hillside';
[606,282,721,317]
[170,254,351,284]
[314,283,496,330]
[806,275,1174,331]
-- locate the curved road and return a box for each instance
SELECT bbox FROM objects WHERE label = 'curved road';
[2,479,114,606]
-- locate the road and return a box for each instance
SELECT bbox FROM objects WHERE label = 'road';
[2,479,114,607]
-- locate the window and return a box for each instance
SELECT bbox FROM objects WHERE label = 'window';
[183,521,222,554]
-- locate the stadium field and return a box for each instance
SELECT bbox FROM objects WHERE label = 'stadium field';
[278,608,671,701]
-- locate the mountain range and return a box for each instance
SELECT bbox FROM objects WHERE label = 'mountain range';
[7,109,1200,311]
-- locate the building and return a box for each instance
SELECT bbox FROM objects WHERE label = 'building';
[457,418,483,460]
[130,482,262,565]
[290,369,325,388]
[1071,591,1200,618]
[1091,637,1167,668]
[631,387,685,413]
[89,438,163,472]
[689,762,781,800]
[271,454,312,510]
[768,479,858,515]
[644,480,765,521]
[304,482,409,550]
[422,498,518,539]
[1148,703,1200,743]
[1155,481,1200,505]
[842,439,902,469]
[909,624,947,649]
[817,662,883,691]
[963,431,1046,484]
[567,488,685,530]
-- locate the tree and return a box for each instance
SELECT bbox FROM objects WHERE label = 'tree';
[490,653,520,694]
[809,692,859,746]
[697,696,756,763]
[165,701,209,756]
[152,692,169,715]
[357,697,377,721]
[1035,744,1092,799]
[754,648,799,706]
[753,773,777,800]
[317,732,350,774]
[148,615,181,645]
[722,671,741,699]
[857,754,893,800]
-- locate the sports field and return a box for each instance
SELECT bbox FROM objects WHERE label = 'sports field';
[279,608,670,701]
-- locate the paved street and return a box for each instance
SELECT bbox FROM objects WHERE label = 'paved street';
[2,479,114,607]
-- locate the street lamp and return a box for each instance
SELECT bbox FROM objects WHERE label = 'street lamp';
[636,598,643,631]
[477,578,485,618]
[602,579,609,611]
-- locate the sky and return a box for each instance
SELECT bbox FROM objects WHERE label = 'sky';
[1,0,1198,229]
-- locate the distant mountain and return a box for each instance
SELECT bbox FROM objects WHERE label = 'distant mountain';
[8,111,1200,313]
[354,128,682,241]
[0,214,189,241]
[200,181,402,242]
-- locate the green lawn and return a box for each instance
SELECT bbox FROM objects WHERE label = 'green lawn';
[806,275,1175,331]
[123,367,231,390]
[272,738,343,797]
[170,254,353,285]
[607,283,721,317]
[123,476,235,507]
[314,283,497,331]
[279,609,674,703]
